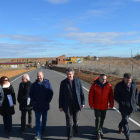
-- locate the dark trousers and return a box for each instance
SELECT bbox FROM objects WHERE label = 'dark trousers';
[21,110,32,128]
[65,104,80,138]
[119,112,131,138]
[94,109,107,135]
[35,111,48,136]
[3,116,12,132]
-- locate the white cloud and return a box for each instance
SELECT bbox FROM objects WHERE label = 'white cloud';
[86,9,106,17]
[65,27,81,32]
[45,0,70,4]
[0,34,52,42]
[0,43,57,58]
[58,31,140,46]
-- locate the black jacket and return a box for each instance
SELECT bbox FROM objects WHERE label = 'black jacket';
[0,85,4,107]
[138,93,140,107]
[114,80,138,113]
[59,77,85,113]
[17,81,32,111]
[0,85,16,116]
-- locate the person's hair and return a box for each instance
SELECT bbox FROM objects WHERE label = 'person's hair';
[22,74,30,81]
[37,71,44,75]
[99,74,107,78]
[0,76,10,86]
[123,73,132,79]
[66,67,75,74]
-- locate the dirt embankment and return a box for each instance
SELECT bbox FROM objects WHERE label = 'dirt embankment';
[49,66,140,91]
[0,67,36,79]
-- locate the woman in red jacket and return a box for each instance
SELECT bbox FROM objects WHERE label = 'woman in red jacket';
[88,74,114,140]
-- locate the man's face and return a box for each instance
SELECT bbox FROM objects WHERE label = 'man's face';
[67,71,74,81]
[99,76,107,84]
[37,72,44,83]
[124,78,131,85]
[22,76,28,83]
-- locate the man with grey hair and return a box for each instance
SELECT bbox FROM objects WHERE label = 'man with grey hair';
[114,73,138,140]
[59,67,85,140]
[17,74,32,132]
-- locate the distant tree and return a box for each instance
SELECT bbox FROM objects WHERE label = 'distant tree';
[86,55,91,60]
[93,56,97,60]
[134,53,140,59]
[28,61,33,63]
[46,61,48,66]
[34,61,37,68]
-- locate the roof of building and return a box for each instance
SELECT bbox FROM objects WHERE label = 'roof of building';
[0,62,25,65]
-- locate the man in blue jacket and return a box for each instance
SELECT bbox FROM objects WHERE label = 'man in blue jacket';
[29,71,53,140]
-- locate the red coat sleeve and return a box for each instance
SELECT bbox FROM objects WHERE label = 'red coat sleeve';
[88,83,95,108]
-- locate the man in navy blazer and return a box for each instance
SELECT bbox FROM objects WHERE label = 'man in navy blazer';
[59,67,85,140]
[114,73,138,140]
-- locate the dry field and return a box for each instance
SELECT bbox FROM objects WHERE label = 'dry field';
[0,67,36,79]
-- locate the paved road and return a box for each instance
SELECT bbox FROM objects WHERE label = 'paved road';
[0,68,140,140]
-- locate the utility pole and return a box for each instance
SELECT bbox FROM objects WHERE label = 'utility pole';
[131,50,133,58]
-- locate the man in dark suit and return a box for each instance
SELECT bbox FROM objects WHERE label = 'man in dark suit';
[114,73,138,140]
[59,67,85,140]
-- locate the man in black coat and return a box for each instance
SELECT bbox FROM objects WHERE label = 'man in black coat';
[114,73,138,140]
[17,74,32,132]
[59,67,85,140]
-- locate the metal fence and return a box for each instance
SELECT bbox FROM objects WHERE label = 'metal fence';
[58,61,140,80]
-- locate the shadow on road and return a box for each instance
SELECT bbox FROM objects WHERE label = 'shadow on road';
[0,124,133,140]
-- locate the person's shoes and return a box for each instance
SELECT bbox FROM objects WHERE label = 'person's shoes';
[119,127,123,134]
[67,137,73,140]
[28,123,32,128]
[8,132,12,135]
[96,134,101,140]
[34,135,41,140]
[100,132,104,137]
[18,127,25,132]
[75,130,79,135]
[126,138,131,140]
[41,129,45,135]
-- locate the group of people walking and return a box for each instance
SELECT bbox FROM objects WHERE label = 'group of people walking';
[0,68,140,140]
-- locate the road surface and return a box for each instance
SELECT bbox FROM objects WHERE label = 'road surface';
[0,68,140,140]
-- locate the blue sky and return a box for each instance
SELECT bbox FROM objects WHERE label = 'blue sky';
[0,0,140,58]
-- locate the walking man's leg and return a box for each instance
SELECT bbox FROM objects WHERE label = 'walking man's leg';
[100,110,107,136]
[41,111,47,135]
[35,112,41,139]
[21,111,26,130]
[94,109,102,140]
[121,112,131,139]
[28,110,32,128]
[73,106,80,135]
[65,109,73,140]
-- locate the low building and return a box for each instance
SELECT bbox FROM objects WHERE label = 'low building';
[56,55,65,65]
[52,55,84,65]
[0,62,25,68]
[65,56,83,64]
